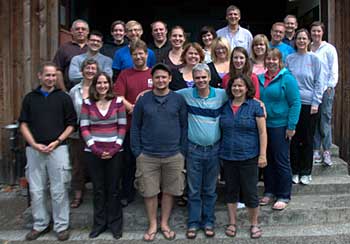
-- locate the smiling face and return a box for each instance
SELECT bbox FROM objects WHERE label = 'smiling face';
[311,25,324,43]
[126,24,143,42]
[38,65,57,92]
[87,34,103,52]
[295,31,310,52]
[184,46,201,66]
[82,63,98,81]
[193,70,210,91]
[232,50,246,70]
[152,69,171,92]
[170,27,185,49]
[71,21,89,43]
[265,53,281,74]
[215,45,229,61]
[284,17,298,34]
[226,9,241,26]
[131,48,148,70]
[152,22,167,43]
[271,24,285,44]
[95,74,110,98]
[253,41,267,57]
[231,77,248,99]
[111,24,125,42]
[202,32,214,48]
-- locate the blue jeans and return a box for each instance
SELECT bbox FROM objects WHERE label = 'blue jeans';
[186,141,220,229]
[314,88,335,150]
[263,127,292,202]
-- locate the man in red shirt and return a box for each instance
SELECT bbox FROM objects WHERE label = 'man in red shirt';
[114,39,153,207]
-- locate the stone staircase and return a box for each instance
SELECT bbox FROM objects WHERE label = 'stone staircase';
[1,146,350,243]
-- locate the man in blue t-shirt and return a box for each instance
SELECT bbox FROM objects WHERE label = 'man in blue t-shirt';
[269,22,295,63]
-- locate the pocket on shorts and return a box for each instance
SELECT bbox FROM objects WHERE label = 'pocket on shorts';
[134,167,145,194]
[62,164,72,184]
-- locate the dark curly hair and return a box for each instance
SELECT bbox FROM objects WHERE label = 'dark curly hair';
[226,73,256,100]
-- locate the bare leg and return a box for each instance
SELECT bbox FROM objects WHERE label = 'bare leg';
[227,203,237,224]
[160,193,175,239]
[144,196,158,240]
[247,207,259,226]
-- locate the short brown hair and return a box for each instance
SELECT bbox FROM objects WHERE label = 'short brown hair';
[89,72,115,102]
[110,20,125,33]
[180,42,205,64]
[80,58,99,73]
[38,61,57,73]
[226,73,256,99]
[265,48,284,69]
[129,39,148,54]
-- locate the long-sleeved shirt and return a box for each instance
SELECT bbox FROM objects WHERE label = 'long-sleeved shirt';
[285,52,324,106]
[80,97,127,157]
[311,41,339,90]
[131,90,188,158]
[216,25,253,55]
[69,52,113,84]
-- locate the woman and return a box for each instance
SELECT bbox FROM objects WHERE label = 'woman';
[69,59,99,208]
[222,47,260,99]
[220,74,267,239]
[310,21,339,166]
[250,34,269,75]
[80,72,127,239]
[286,29,323,185]
[163,26,186,70]
[259,48,301,210]
[198,25,217,64]
[207,37,231,88]
[170,42,206,90]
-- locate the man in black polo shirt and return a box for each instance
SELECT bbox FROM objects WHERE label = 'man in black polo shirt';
[19,62,76,241]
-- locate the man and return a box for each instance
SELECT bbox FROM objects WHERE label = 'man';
[53,19,89,91]
[113,39,153,207]
[148,20,171,62]
[176,63,227,238]
[283,15,298,48]
[216,5,253,54]
[112,20,156,80]
[270,22,295,63]
[100,20,128,59]
[19,62,77,241]
[69,30,113,85]
[131,63,187,241]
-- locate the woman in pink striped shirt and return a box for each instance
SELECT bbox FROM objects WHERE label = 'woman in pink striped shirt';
[80,72,127,239]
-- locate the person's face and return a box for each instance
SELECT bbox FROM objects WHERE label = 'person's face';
[231,78,248,99]
[131,48,148,69]
[214,45,229,61]
[126,24,143,41]
[152,69,171,91]
[193,70,210,91]
[170,28,185,49]
[82,64,98,81]
[152,22,167,43]
[232,51,246,70]
[253,41,267,57]
[202,32,214,48]
[311,26,324,43]
[111,24,125,42]
[96,75,110,97]
[271,25,285,43]
[87,34,103,52]
[295,31,310,52]
[38,66,57,91]
[226,9,241,26]
[265,54,280,73]
[71,22,89,43]
[284,17,298,33]
[185,46,201,65]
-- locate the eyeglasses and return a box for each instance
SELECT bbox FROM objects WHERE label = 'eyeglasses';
[127,28,141,33]
[215,47,227,52]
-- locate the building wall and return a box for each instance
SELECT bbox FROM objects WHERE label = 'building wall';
[0,0,59,183]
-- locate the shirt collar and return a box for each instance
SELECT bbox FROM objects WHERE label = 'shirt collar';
[192,86,216,98]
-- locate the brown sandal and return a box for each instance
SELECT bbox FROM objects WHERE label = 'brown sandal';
[70,198,82,208]
[225,224,237,237]
[250,225,262,239]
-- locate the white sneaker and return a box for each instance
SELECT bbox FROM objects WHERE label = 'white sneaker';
[237,202,246,209]
[313,151,322,164]
[300,175,312,185]
[323,151,333,166]
[292,174,300,184]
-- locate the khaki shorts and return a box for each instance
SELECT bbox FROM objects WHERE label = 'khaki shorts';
[134,152,185,198]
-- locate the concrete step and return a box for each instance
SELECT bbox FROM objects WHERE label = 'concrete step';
[311,157,348,176]
[2,222,350,243]
[22,193,350,230]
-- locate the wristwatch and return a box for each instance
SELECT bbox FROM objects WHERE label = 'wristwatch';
[57,138,63,144]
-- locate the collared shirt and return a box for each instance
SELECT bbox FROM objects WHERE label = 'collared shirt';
[148,40,171,63]
[69,82,84,139]
[269,41,295,63]
[216,25,253,54]
[112,46,156,71]
[176,87,227,146]
[219,99,264,161]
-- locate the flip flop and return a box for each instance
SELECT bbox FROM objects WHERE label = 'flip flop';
[186,228,197,239]
[259,196,273,206]
[250,225,262,239]
[272,201,288,211]
[143,231,157,242]
[160,228,176,240]
[224,224,237,237]
[204,227,215,238]
[70,198,83,208]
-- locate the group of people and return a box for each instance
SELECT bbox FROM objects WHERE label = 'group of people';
[19,4,338,242]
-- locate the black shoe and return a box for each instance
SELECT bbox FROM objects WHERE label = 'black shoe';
[120,199,128,208]
[56,229,70,241]
[89,226,107,238]
[25,226,50,241]
[112,232,122,240]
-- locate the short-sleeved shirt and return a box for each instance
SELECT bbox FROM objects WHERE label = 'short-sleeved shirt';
[112,46,156,71]
[52,41,88,90]
[219,99,264,161]
[269,42,295,63]
[216,25,253,54]
[148,40,171,63]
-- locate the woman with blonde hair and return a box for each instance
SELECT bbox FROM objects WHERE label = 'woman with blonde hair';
[250,34,269,75]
